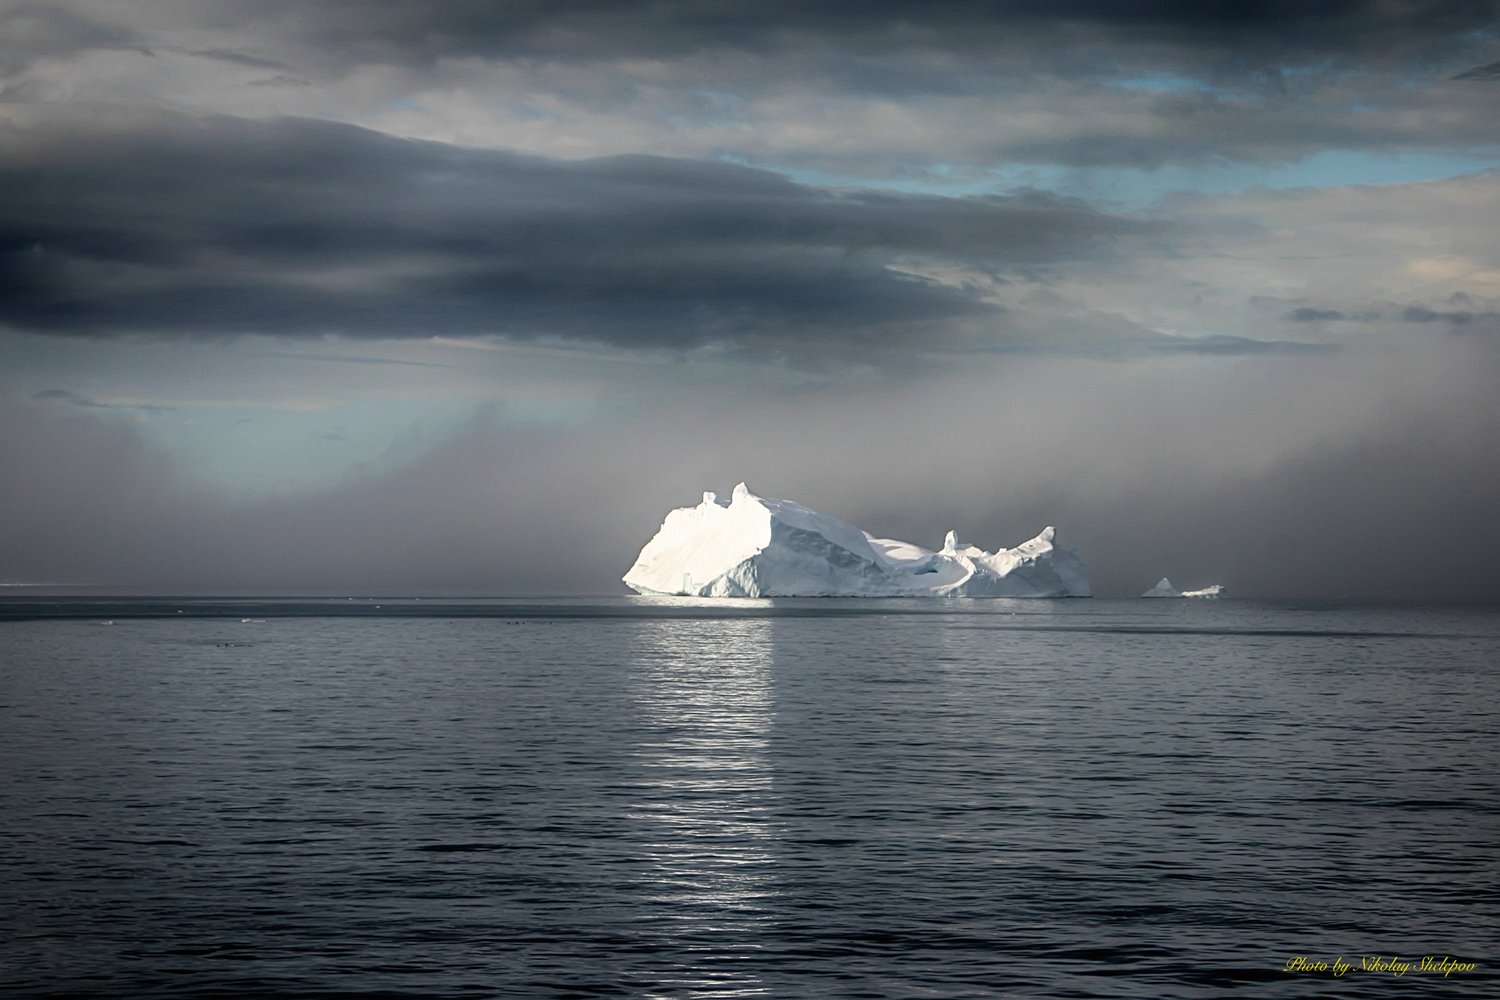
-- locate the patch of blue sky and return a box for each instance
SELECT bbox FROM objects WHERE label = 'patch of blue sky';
[1114,73,1238,99]
[770,162,1032,197]
[1085,149,1500,207]
[776,149,1500,209]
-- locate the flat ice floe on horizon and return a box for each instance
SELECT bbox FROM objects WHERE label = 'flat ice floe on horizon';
[623,483,1091,598]
[1141,577,1226,599]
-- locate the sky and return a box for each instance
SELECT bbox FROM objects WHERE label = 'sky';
[2,0,1499,600]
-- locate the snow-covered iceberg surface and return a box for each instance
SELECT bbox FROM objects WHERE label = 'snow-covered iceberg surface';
[1182,584,1226,599]
[623,483,1091,598]
[1141,578,1226,599]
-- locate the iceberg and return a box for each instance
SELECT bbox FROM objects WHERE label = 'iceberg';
[1141,578,1226,599]
[623,483,1091,598]
[1141,577,1183,598]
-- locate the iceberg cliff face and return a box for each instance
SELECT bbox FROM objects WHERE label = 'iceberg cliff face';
[623,483,1091,598]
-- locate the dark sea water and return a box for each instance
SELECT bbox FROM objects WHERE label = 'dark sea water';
[2,597,1497,998]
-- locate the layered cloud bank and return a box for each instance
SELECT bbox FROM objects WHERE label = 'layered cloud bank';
[6,104,1498,369]
[0,107,1148,352]
[4,1,1498,173]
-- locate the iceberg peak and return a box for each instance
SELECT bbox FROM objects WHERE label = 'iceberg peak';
[1141,577,1183,598]
[623,486,1090,598]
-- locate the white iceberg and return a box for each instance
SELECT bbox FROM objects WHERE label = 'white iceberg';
[623,483,1091,598]
[1141,577,1226,599]
[1141,577,1183,598]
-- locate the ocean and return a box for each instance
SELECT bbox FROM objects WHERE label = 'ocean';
[1,597,1496,998]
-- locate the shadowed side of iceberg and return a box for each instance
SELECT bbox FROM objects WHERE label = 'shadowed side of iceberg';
[622,484,1091,598]
[922,525,1092,598]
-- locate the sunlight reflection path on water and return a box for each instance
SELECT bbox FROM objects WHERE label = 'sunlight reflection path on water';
[623,619,781,997]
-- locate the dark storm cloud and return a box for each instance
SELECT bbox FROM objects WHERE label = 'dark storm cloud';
[12,1,1493,73]
[0,3,137,74]
[243,349,450,368]
[1453,59,1500,79]
[0,108,1153,350]
[6,2,1496,172]
[32,387,175,414]
[316,0,1490,67]
[180,48,291,71]
[1150,334,1335,355]
[1400,304,1500,325]
[1285,307,1347,322]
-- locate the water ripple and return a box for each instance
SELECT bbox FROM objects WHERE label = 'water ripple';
[1,600,1496,997]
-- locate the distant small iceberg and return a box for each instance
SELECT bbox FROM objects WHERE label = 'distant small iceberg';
[1141,577,1225,599]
